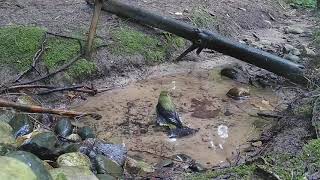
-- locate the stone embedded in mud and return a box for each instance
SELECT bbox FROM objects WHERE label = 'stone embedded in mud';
[19,131,58,159]
[96,174,117,180]
[284,26,304,34]
[220,66,249,84]
[95,154,123,177]
[80,138,127,166]
[55,118,73,137]
[78,126,96,140]
[189,162,206,172]
[0,156,37,180]
[49,166,98,180]
[66,133,82,142]
[0,121,15,145]
[57,152,91,169]
[226,87,250,100]
[171,153,193,163]
[7,151,53,180]
[283,44,294,53]
[9,114,34,138]
[125,157,155,176]
[155,159,174,168]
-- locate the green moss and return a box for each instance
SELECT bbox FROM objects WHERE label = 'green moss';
[67,58,97,80]
[110,27,185,63]
[43,37,80,69]
[292,99,314,118]
[190,7,216,29]
[286,0,316,8]
[0,26,45,71]
[186,165,256,180]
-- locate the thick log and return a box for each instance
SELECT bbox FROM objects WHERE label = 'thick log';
[98,0,307,85]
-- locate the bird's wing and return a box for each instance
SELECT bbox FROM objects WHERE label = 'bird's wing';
[156,103,183,128]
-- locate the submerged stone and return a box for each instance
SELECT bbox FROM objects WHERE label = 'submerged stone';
[226,87,250,100]
[168,127,199,138]
[0,156,37,180]
[55,118,73,137]
[57,152,91,169]
[9,114,34,138]
[7,151,53,180]
[125,157,155,176]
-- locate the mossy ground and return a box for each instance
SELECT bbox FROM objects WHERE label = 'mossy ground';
[110,27,185,63]
[188,139,320,179]
[190,7,216,29]
[0,26,97,81]
[286,0,316,8]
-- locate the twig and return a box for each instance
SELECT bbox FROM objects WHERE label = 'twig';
[0,98,101,120]
[16,53,83,85]
[0,85,56,94]
[15,33,48,82]
[37,85,95,95]
[46,31,85,41]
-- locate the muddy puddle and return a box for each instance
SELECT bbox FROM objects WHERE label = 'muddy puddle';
[74,68,282,167]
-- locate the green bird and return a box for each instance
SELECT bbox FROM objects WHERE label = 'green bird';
[156,91,183,129]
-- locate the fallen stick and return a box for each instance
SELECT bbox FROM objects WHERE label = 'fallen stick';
[0,85,56,94]
[16,53,83,85]
[37,85,97,95]
[0,98,101,120]
[15,33,48,82]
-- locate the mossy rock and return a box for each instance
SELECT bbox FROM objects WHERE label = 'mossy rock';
[95,154,123,178]
[57,152,91,169]
[49,166,98,180]
[0,121,15,146]
[0,156,37,180]
[7,151,53,180]
[9,114,34,138]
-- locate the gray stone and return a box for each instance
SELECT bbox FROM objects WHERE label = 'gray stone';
[285,26,304,34]
[291,48,301,56]
[0,156,37,180]
[95,154,123,177]
[49,166,98,180]
[283,44,294,53]
[283,54,300,63]
[57,152,91,169]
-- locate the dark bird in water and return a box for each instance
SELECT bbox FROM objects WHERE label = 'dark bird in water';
[156,91,183,129]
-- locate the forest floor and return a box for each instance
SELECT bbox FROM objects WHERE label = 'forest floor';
[0,0,320,179]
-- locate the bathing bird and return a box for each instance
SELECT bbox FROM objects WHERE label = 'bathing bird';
[156,91,183,129]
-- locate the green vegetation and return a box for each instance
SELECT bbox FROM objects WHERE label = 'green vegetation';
[190,7,216,29]
[187,165,256,180]
[0,26,45,71]
[286,0,316,8]
[0,26,97,81]
[110,27,185,63]
[187,139,320,179]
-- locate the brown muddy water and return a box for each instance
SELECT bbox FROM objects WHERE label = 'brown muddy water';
[74,68,282,167]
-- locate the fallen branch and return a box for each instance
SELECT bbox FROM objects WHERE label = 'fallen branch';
[0,98,101,120]
[37,85,97,95]
[0,85,56,94]
[15,33,48,82]
[16,53,83,85]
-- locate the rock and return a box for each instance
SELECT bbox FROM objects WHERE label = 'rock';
[189,163,206,172]
[0,121,15,145]
[16,130,42,147]
[43,161,54,171]
[125,157,154,176]
[0,144,16,155]
[9,114,34,138]
[96,174,116,180]
[78,126,95,140]
[49,166,98,180]
[0,156,37,180]
[80,138,127,166]
[54,143,81,154]
[66,133,82,142]
[226,87,250,100]
[220,67,249,84]
[0,110,15,123]
[283,54,300,63]
[303,47,317,57]
[57,152,91,169]
[285,26,304,34]
[95,154,123,177]
[7,151,53,180]
[252,141,263,147]
[155,159,174,168]
[291,48,301,56]
[20,131,58,159]
[283,44,294,53]
[55,119,73,137]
